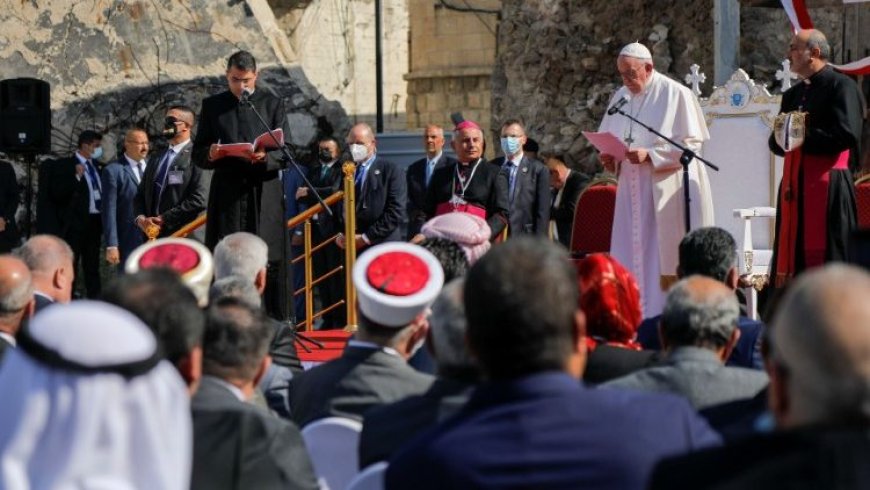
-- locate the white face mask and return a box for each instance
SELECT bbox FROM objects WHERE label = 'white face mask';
[350,143,369,163]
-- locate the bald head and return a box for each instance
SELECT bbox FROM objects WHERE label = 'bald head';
[0,255,34,332]
[789,29,829,78]
[13,235,75,303]
[660,275,740,352]
[771,265,870,428]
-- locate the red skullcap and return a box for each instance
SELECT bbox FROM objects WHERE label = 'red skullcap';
[454,120,481,131]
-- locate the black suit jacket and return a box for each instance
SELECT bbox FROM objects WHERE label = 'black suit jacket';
[352,156,406,243]
[0,336,11,364]
[191,377,318,490]
[406,155,453,238]
[551,170,588,247]
[134,141,207,237]
[0,161,20,252]
[288,346,434,427]
[301,160,343,237]
[491,155,550,236]
[358,377,473,469]
[36,156,97,238]
[582,345,661,385]
[192,90,289,260]
[32,293,54,314]
[651,426,870,490]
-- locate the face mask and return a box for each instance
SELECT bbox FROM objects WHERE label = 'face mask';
[350,143,368,163]
[163,116,180,138]
[500,136,521,156]
[91,146,103,160]
[318,149,334,162]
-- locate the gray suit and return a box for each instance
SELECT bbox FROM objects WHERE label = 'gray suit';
[602,346,768,410]
[288,345,434,427]
[191,377,318,490]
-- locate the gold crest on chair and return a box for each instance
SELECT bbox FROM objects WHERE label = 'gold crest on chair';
[773,111,807,153]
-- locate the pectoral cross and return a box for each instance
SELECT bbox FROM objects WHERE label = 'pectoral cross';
[683,64,706,97]
[624,135,634,145]
[775,59,798,93]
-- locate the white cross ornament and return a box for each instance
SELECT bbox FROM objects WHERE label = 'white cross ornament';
[775,59,798,92]
[684,64,706,97]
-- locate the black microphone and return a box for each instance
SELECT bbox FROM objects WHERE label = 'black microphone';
[607,96,630,115]
[239,87,253,104]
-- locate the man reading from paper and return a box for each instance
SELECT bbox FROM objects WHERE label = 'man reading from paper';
[597,42,713,317]
[192,50,293,322]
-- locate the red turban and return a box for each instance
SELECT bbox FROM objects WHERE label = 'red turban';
[575,253,643,350]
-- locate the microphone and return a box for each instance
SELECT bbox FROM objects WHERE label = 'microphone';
[239,87,253,104]
[607,96,630,115]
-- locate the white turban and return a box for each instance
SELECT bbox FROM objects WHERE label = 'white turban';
[0,301,192,490]
[619,42,653,60]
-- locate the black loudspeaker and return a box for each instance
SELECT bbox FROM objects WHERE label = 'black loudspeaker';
[0,78,51,154]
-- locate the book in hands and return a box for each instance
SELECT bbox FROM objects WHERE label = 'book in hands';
[213,129,285,160]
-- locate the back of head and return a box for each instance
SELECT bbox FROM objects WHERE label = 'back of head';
[429,279,477,377]
[660,275,739,350]
[213,232,268,282]
[102,268,204,364]
[0,301,190,489]
[678,227,736,283]
[202,297,273,383]
[576,254,641,345]
[209,275,262,308]
[465,237,579,379]
[772,264,870,426]
[15,234,74,276]
[419,238,468,282]
[421,212,491,265]
[0,255,33,330]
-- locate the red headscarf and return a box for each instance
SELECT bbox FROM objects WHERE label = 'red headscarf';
[575,253,643,351]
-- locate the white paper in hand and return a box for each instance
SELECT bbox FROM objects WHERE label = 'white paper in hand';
[582,131,628,162]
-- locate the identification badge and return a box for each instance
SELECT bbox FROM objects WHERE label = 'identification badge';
[168,170,184,185]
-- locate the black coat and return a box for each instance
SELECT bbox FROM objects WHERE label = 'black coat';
[406,155,454,238]
[300,160,344,237]
[351,156,406,243]
[490,155,551,236]
[551,170,588,247]
[191,377,318,490]
[0,161,20,252]
[133,142,207,237]
[425,158,509,239]
[192,89,289,261]
[36,155,96,239]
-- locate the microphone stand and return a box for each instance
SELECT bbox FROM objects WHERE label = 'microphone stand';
[240,93,331,346]
[608,102,718,233]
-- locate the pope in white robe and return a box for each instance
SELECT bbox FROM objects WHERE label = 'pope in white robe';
[598,42,714,317]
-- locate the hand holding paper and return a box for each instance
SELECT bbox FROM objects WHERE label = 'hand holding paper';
[582,131,628,162]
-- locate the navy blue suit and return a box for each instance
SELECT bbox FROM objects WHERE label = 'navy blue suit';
[352,156,406,244]
[101,158,145,263]
[637,315,765,370]
[386,372,720,490]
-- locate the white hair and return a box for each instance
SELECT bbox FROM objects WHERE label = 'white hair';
[213,232,268,282]
[209,275,262,308]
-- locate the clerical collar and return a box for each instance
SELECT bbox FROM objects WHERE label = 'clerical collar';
[802,64,830,85]
[459,157,481,167]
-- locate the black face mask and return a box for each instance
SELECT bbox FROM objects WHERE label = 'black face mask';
[318,149,334,162]
[163,117,180,138]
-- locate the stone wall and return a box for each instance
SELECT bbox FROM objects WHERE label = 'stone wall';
[406,0,500,136]
[0,0,349,233]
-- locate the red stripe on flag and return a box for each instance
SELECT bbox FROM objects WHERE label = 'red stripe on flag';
[793,0,814,29]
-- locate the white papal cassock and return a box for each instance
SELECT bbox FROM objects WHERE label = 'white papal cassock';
[599,70,714,317]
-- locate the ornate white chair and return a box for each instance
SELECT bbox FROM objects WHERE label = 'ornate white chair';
[691,68,784,319]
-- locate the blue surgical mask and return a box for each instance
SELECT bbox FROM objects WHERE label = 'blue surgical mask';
[91,146,103,160]
[500,136,521,156]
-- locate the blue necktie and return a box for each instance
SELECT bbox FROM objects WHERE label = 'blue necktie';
[425,159,436,187]
[85,160,101,211]
[354,163,366,195]
[506,162,518,202]
[153,149,174,214]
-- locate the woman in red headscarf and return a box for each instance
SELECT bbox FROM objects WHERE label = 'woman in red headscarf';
[576,253,660,384]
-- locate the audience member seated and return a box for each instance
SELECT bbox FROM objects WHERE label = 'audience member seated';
[577,254,660,384]
[102,268,206,394]
[191,297,318,490]
[604,276,768,410]
[289,242,441,427]
[419,212,491,265]
[652,265,870,489]
[214,232,302,375]
[13,234,75,312]
[0,255,34,363]
[359,278,479,468]
[0,301,191,489]
[386,237,720,490]
[125,237,214,306]
[637,227,764,369]
[417,238,468,282]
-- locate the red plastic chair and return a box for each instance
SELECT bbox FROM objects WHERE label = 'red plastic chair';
[855,174,870,229]
[569,176,617,257]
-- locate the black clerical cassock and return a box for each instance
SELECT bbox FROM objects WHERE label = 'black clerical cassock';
[424,158,509,240]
